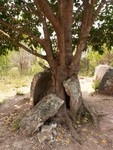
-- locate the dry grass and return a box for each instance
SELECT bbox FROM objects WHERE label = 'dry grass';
[0,76,32,102]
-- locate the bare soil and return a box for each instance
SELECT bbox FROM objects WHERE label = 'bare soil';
[0,77,113,150]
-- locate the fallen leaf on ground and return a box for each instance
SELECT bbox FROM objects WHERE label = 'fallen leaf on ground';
[82,128,87,132]
[93,140,99,144]
[56,135,63,142]
[102,140,107,144]
[65,138,71,144]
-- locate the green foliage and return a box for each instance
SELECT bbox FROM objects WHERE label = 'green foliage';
[92,80,101,91]
[12,119,20,130]
[0,75,31,90]
[0,99,8,105]
[0,0,42,55]
[0,0,113,84]
[0,48,43,77]
[0,1,112,56]
[11,76,30,88]
[29,62,43,75]
[8,67,20,78]
[86,50,102,75]
[90,4,113,51]
[0,51,44,100]
[80,50,103,76]
[0,53,10,75]
[98,45,113,66]
[80,46,113,77]
[12,115,24,131]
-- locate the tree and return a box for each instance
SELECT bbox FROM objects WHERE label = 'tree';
[0,0,112,138]
[90,3,113,53]
[9,48,36,75]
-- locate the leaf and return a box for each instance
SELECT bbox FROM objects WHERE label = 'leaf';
[56,135,63,142]
[76,121,80,124]
[102,140,107,144]
[93,140,99,144]
[65,138,71,144]
[82,128,87,132]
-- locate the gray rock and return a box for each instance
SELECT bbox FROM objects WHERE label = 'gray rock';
[41,122,57,133]
[30,73,40,102]
[63,76,82,121]
[98,68,113,95]
[37,123,57,143]
[37,131,53,143]
[13,140,24,149]
[49,121,57,129]
[93,64,110,82]
[20,94,64,135]
[30,71,52,106]
[41,125,53,133]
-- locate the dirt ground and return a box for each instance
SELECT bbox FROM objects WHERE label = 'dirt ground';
[0,77,113,150]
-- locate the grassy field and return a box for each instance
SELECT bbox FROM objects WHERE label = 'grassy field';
[0,75,32,103]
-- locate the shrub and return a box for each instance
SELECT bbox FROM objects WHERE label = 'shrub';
[0,53,10,76]
[92,80,101,91]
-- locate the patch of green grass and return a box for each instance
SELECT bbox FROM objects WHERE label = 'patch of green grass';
[12,119,20,130]
[92,80,101,91]
[0,99,8,105]
[0,78,13,92]
[12,118,21,130]
[0,76,32,92]
[12,113,26,131]
[11,76,31,88]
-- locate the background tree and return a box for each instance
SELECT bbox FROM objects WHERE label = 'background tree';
[0,0,113,136]
[9,48,37,75]
[90,4,113,53]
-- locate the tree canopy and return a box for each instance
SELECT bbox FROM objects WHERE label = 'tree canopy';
[0,0,112,57]
[90,3,113,53]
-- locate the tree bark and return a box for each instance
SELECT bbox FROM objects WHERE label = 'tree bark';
[30,70,98,143]
[63,76,98,128]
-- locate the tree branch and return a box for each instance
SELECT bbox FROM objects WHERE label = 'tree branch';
[38,61,49,70]
[0,29,10,38]
[62,0,73,65]
[35,0,66,67]
[92,0,106,23]
[35,4,56,72]
[0,19,45,48]
[18,43,47,60]
[37,5,54,54]
[35,0,61,33]
[0,29,47,60]
[0,3,56,67]
[69,0,94,75]
[69,0,106,75]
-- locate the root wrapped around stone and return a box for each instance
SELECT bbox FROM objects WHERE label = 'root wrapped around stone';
[29,72,99,142]
[63,76,99,128]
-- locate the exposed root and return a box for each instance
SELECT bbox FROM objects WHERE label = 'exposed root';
[63,76,99,129]
[64,99,99,145]
[83,99,99,129]
[64,109,82,144]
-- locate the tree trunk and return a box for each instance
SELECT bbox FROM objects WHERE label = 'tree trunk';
[53,69,98,128]
[63,76,98,128]
[32,67,98,141]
